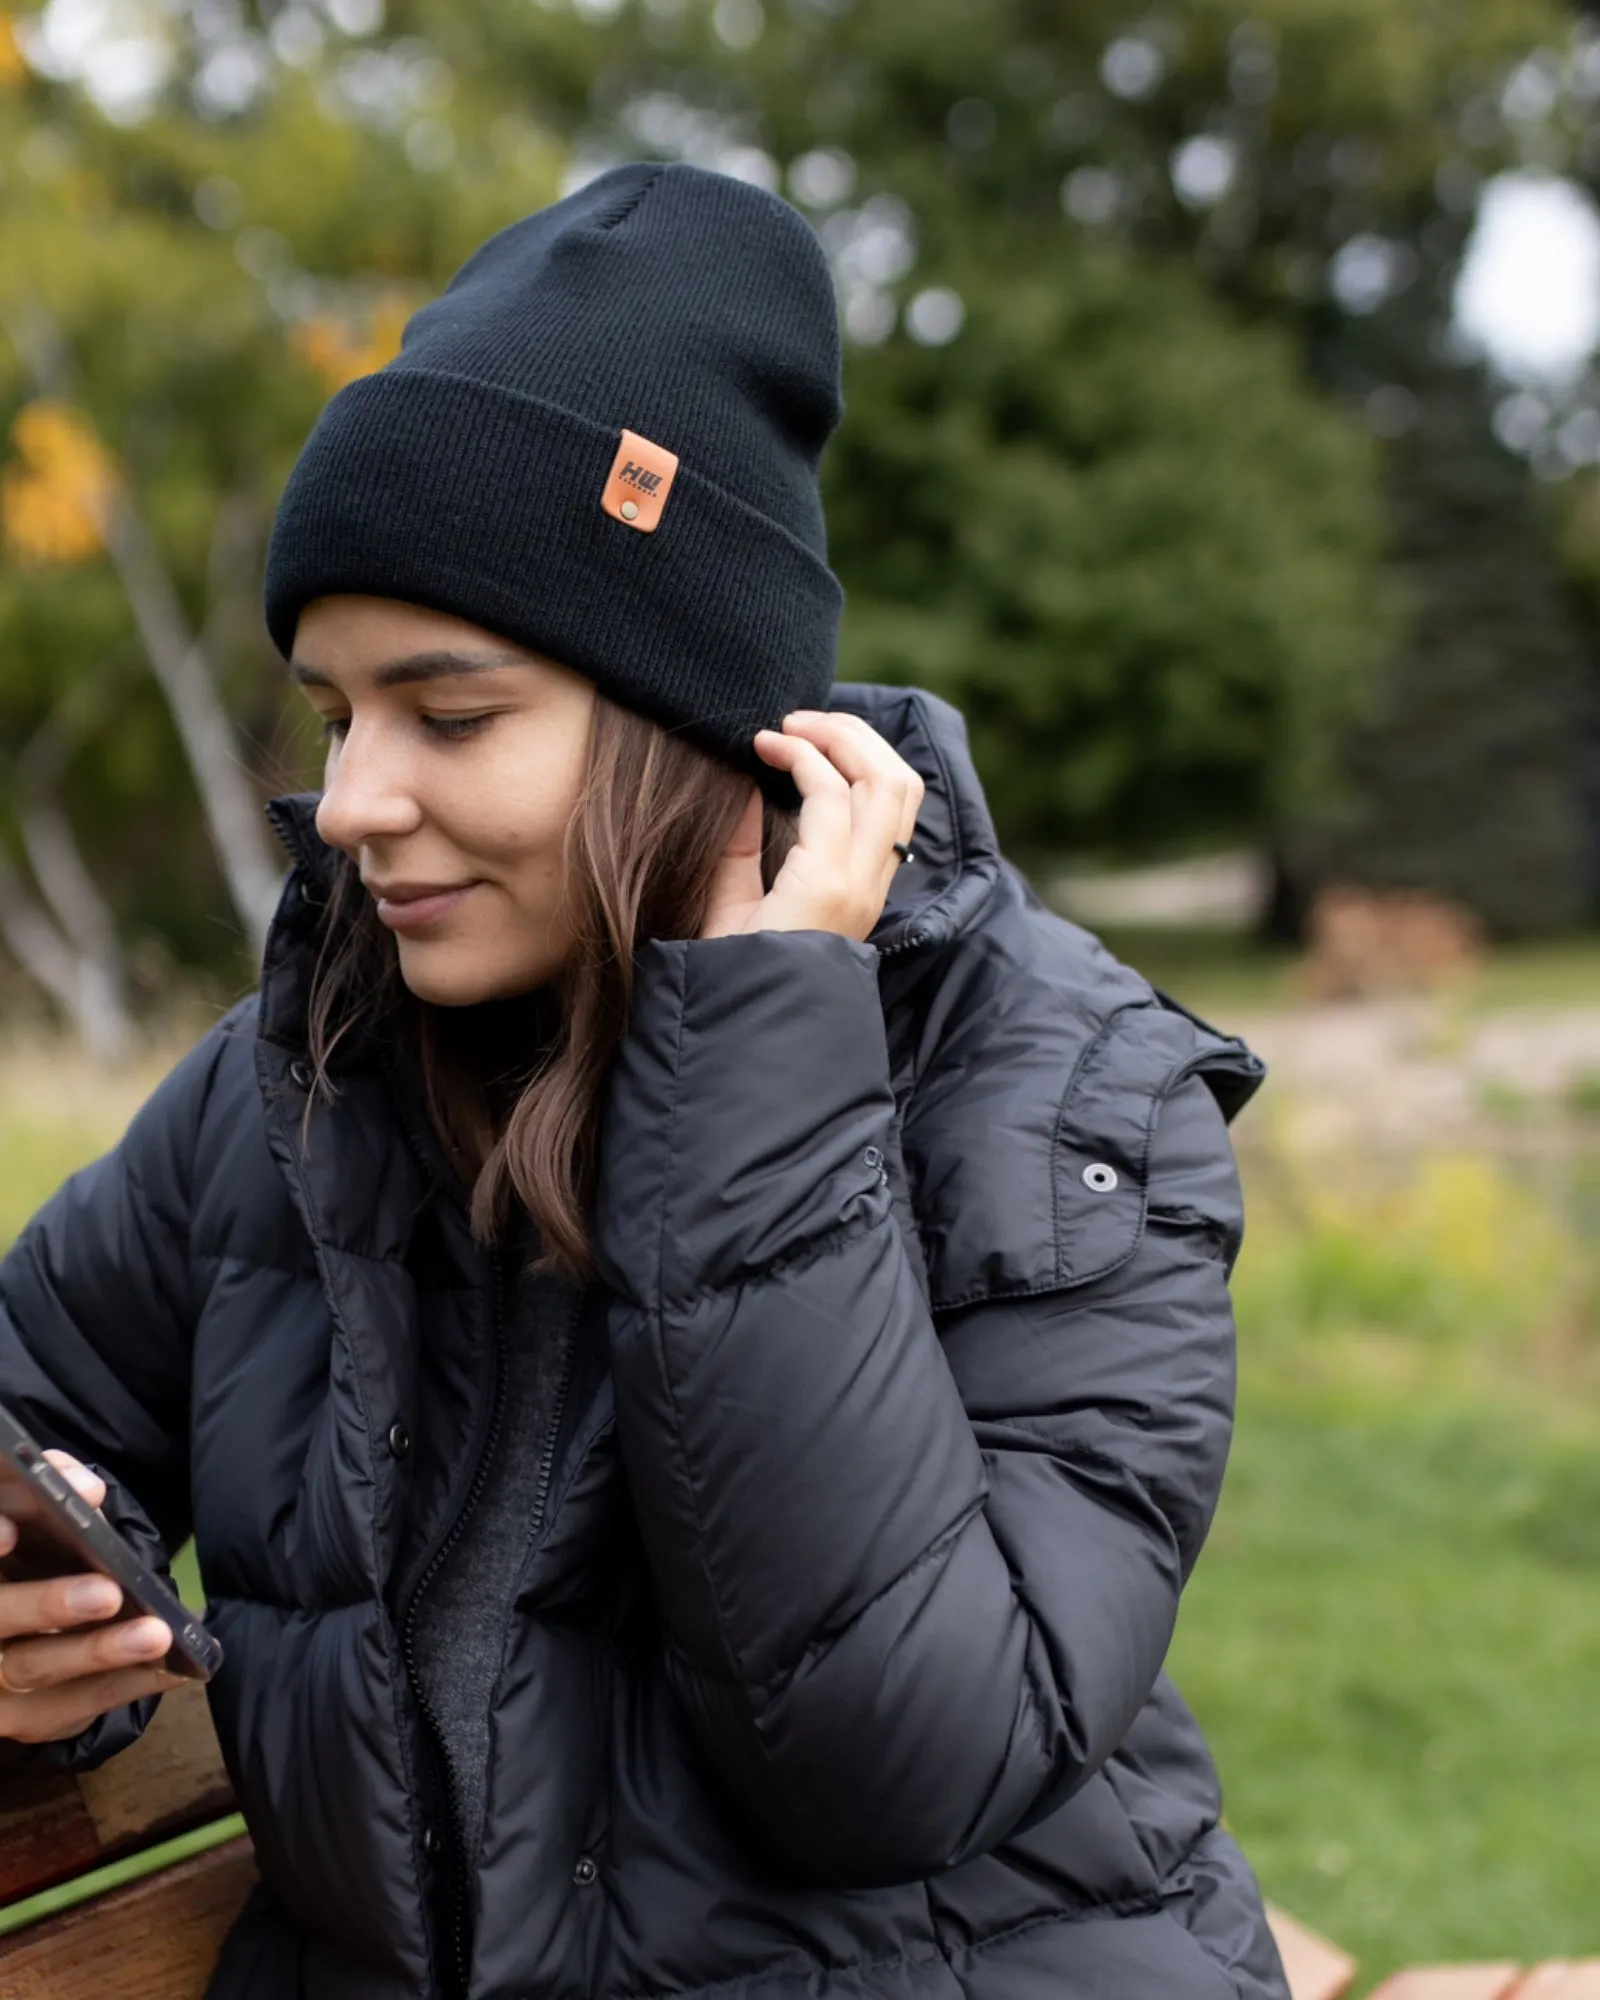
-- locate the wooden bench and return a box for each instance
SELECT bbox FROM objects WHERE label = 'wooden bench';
[0,1698,1593,1999]
[1266,1907,1600,2000]
[0,1681,254,1998]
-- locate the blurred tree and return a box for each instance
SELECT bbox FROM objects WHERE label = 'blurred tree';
[390,0,1588,910]
[0,0,1590,1044]
[823,239,1381,864]
[0,5,566,1014]
[1291,285,1595,934]
[367,0,1419,863]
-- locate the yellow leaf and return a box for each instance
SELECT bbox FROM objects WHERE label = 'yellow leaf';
[291,293,412,393]
[1,402,119,567]
[0,16,27,89]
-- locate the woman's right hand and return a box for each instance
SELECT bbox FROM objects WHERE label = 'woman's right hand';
[0,1451,184,1745]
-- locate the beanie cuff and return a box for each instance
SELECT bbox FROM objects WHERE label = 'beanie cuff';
[265,368,842,798]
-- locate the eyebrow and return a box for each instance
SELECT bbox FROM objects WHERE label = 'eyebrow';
[289,649,529,691]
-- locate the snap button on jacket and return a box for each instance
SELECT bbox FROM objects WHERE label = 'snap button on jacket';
[0,685,1287,2000]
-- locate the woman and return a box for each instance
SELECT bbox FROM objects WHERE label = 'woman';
[0,165,1286,2000]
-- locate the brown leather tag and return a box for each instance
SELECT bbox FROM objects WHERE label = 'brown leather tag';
[602,429,680,533]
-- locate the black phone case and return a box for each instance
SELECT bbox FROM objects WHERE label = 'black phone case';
[0,1401,223,1682]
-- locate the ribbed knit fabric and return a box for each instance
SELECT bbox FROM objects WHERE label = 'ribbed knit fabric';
[264,163,845,803]
[409,1239,584,1885]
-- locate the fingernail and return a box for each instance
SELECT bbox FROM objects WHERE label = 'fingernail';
[66,1578,121,1616]
[116,1618,169,1660]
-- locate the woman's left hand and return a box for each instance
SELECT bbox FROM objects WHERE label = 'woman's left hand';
[699,710,924,942]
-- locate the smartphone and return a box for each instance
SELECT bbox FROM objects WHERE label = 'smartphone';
[0,1401,222,1683]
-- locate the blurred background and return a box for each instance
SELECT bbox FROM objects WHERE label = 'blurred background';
[0,0,1597,1987]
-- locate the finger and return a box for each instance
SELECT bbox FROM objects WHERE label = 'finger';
[42,1453,107,1512]
[0,1613,170,1692]
[754,726,851,794]
[756,728,856,868]
[755,727,856,824]
[0,1663,186,1747]
[0,1573,124,1644]
[779,710,909,788]
[779,712,923,827]
[778,712,923,866]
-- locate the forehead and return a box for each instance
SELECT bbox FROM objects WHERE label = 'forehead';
[290,601,531,690]
[294,594,507,654]
[290,650,528,692]
[287,596,594,703]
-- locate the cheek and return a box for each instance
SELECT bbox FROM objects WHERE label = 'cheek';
[447,721,587,878]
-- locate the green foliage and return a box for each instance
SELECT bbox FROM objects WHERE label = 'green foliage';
[0,0,1590,1003]
[405,0,1588,880]
[0,39,566,969]
[1170,1118,1600,1988]
[1233,1134,1589,1389]
[1565,1070,1600,1119]
[826,238,1385,858]
[1287,292,1596,935]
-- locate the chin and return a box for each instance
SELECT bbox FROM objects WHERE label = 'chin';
[394,941,554,1007]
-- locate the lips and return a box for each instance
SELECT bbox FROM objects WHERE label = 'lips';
[369,882,478,932]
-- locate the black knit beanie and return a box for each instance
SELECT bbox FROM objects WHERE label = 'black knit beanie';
[264,163,844,805]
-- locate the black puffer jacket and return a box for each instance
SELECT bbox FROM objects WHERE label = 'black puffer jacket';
[0,684,1286,2000]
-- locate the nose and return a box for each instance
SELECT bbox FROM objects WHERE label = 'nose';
[314,719,425,854]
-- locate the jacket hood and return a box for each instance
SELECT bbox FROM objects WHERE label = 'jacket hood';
[263,683,1003,965]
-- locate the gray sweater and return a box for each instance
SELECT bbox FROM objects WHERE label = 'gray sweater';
[409,1234,584,1869]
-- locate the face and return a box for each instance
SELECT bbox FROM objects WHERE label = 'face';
[292,596,598,1005]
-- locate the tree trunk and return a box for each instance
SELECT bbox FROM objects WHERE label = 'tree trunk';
[18,797,134,1062]
[3,304,283,961]
[0,849,133,1066]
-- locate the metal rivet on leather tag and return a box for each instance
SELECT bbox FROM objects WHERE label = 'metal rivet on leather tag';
[1082,1162,1119,1193]
[620,499,639,520]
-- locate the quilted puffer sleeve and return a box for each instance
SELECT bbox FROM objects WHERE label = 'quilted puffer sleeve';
[594,931,1247,1887]
[0,1019,231,1771]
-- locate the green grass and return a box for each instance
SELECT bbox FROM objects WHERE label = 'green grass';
[1171,1388,1600,1992]
[1086,925,1600,1021]
[0,1044,178,1248]
[1166,1128,1600,1993]
[0,1117,119,1251]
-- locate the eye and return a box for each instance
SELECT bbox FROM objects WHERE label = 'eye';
[423,714,495,741]
[319,716,350,743]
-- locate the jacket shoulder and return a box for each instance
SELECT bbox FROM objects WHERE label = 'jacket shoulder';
[894,865,1264,1312]
[108,998,281,1256]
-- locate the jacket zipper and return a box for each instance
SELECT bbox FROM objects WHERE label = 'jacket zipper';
[876,924,931,958]
[397,1251,508,2000]
[526,1292,582,1555]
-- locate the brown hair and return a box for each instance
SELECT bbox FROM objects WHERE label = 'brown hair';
[303,694,798,1281]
